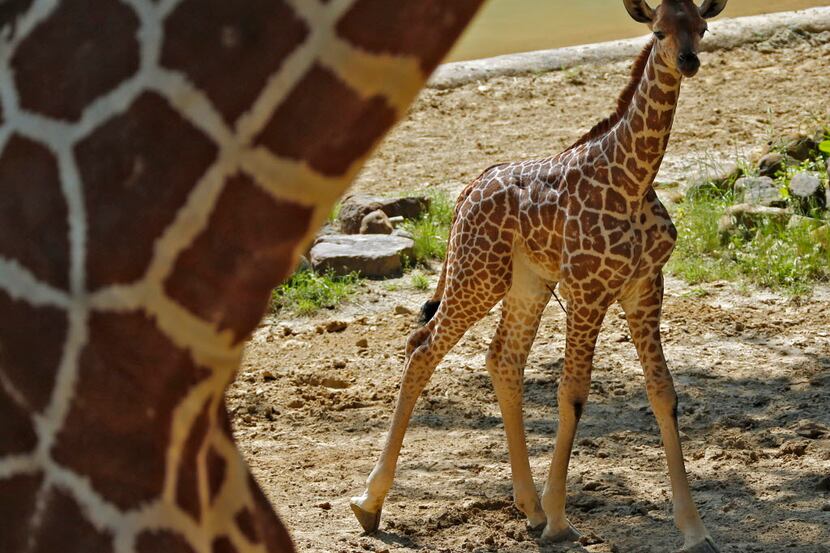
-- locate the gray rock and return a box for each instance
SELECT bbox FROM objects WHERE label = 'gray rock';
[310,234,415,278]
[786,215,824,232]
[789,171,826,212]
[338,194,431,234]
[734,176,783,207]
[359,209,394,235]
[718,204,792,241]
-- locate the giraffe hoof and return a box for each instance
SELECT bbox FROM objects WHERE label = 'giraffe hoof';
[350,501,382,534]
[676,537,721,553]
[541,521,581,543]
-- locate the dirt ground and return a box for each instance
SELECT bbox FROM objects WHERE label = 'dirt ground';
[229,35,830,553]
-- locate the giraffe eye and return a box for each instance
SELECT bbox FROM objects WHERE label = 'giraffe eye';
[654,31,666,40]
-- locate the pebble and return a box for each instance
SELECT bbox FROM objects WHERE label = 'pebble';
[322,376,351,389]
[262,370,276,382]
[356,337,369,349]
[395,304,413,315]
[777,440,809,458]
[318,320,348,333]
[317,501,332,510]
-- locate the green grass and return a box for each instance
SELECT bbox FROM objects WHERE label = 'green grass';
[668,169,830,295]
[667,192,739,284]
[410,271,430,290]
[327,202,341,224]
[271,270,360,316]
[401,191,455,263]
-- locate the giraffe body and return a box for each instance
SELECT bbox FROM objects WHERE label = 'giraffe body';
[353,2,729,552]
[0,0,485,552]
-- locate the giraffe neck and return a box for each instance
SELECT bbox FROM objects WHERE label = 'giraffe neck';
[607,46,683,201]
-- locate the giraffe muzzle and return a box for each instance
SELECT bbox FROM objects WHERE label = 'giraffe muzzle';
[677,52,701,77]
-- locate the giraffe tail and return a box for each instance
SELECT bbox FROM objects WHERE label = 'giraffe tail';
[418,172,491,326]
[418,252,447,325]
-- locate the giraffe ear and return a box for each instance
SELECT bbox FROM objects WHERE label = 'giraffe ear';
[623,0,655,23]
[699,0,728,19]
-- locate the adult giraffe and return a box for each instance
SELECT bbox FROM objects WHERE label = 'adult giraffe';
[352,1,728,552]
[0,1,484,552]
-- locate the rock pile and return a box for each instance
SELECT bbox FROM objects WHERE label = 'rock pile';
[307,194,433,278]
[697,132,830,244]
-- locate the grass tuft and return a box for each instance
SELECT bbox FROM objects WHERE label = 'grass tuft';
[402,191,455,263]
[410,272,430,291]
[271,270,360,316]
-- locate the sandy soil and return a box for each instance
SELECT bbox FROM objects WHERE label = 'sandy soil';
[228,36,830,553]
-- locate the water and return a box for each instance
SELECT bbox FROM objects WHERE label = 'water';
[448,0,830,61]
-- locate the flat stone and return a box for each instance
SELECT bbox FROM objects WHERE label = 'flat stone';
[734,176,782,207]
[310,234,414,278]
[338,194,430,234]
[718,204,792,240]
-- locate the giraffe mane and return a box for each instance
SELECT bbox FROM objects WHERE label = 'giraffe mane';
[566,38,656,150]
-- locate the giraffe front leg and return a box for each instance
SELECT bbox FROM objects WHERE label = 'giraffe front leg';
[621,275,720,553]
[540,304,605,542]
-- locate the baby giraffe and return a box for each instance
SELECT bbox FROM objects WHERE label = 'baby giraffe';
[352,1,727,551]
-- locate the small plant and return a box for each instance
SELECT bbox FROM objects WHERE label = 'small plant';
[327,202,341,224]
[271,270,360,315]
[410,272,430,291]
[729,219,830,294]
[402,190,455,263]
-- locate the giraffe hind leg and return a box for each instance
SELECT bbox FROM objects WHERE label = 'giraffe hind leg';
[351,273,509,532]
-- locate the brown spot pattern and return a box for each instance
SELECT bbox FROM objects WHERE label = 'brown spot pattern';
[76,92,218,290]
[234,507,260,544]
[0,135,70,290]
[11,0,139,121]
[164,173,311,342]
[52,311,209,510]
[0,473,42,553]
[161,0,308,125]
[211,536,238,553]
[135,530,197,553]
[0,379,37,456]
[30,487,114,553]
[256,64,395,177]
[248,475,295,553]
[0,290,67,414]
[337,0,483,73]
[207,446,226,503]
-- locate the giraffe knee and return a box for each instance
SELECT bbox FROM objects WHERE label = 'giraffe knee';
[405,326,431,357]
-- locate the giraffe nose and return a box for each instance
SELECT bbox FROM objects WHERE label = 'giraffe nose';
[677,52,700,76]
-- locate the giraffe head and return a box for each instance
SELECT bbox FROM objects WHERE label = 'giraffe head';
[623,0,728,77]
